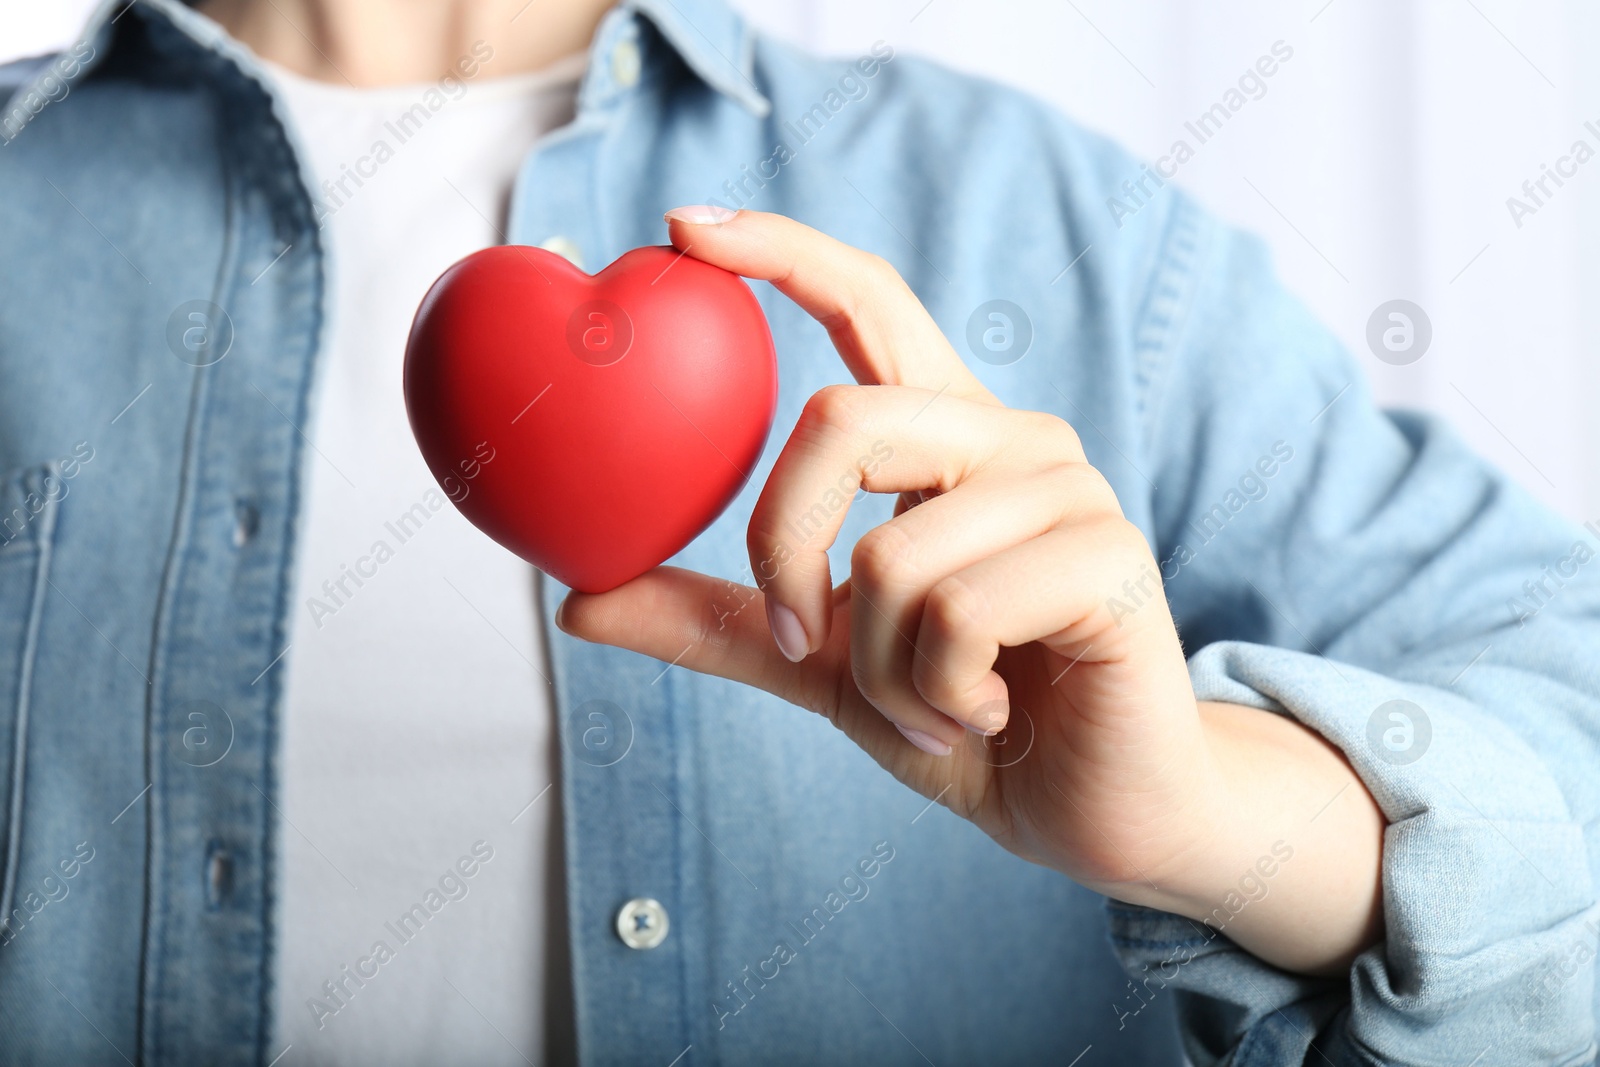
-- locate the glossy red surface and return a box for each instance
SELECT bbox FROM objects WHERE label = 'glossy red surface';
[404,245,777,593]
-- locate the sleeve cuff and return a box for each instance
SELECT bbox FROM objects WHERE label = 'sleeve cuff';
[1101,641,1598,1067]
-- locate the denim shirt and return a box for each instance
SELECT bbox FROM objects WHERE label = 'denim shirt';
[1,1,1597,1064]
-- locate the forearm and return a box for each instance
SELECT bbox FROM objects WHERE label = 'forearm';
[1109,700,1386,977]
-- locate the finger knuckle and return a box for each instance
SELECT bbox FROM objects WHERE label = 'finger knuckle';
[1052,462,1120,513]
[851,523,919,594]
[924,574,990,641]
[857,251,904,291]
[1099,516,1156,570]
[1031,410,1084,460]
[801,384,868,436]
[827,254,907,338]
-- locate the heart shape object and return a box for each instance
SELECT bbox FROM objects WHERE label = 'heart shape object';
[404,245,777,593]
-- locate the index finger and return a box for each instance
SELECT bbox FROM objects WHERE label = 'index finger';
[663,207,998,403]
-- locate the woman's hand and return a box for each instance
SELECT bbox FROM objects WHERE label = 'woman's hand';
[558,208,1384,976]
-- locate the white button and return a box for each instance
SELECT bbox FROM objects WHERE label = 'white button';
[615,897,669,950]
[539,235,583,269]
[611,39,642,90]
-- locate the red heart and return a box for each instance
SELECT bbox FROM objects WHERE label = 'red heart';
[404,245,777,593]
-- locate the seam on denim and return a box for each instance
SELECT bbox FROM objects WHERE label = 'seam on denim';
[1234,999,1349,1067]
[1106,915,1214,943]
[122,10,259,1061]
[1341,1026,1435,1067]
[530,569,580,1064]
[122,7,336,1056]
[1106,901,1162,918]
[257,267,323,1065]
[1106,902,1216,929]
[662,658,692,1056]
[1107,911,1226,946]
[1230,1011,1291,1067]
[1110,933,1223,952]
[0,465,58,940]
[224,52,330,1067]
[123,19,197,1067]
[139,293,213,1066]
[594,16,658,266]
[1130,193,1204,464]
[549,578,594,1062]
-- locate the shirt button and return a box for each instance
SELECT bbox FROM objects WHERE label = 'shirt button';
[539,236,584,269]
[233,500,259,547]
[611,39,641,90]
[615,897,669,950]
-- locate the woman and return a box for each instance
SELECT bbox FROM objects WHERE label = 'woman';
[0,0,1594,1063]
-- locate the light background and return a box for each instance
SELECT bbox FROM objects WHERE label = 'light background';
[5,0,1598,521]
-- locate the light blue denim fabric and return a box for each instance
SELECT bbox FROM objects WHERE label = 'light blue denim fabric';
[1,0,1597,1064]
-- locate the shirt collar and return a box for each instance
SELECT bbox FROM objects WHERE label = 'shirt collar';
[65,0,770,117]
[624,0,770,116]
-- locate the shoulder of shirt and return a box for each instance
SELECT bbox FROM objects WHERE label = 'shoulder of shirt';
[749,37,1106,150]
[1,54,57,95]
[1,40,100,109]
[741,32,1245,444]
[748,33,1221,268]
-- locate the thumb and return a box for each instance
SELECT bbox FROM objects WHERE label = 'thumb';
[555,566,838,715]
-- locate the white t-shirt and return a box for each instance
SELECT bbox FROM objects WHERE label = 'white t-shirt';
[265,56,584,1066]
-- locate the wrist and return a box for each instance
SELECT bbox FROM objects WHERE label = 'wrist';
[1097,716,1250,918]
[1125,700,1385,976]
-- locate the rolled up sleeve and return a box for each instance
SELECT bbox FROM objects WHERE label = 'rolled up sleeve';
[1108,195,1600,1066]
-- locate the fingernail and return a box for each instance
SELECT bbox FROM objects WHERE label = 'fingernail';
[664,204,738,225]
[766,600,809,663]
[965,707,1008,736]
[555,598,571,633]
[895,724,954,757]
